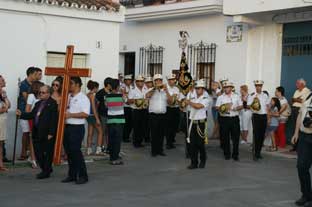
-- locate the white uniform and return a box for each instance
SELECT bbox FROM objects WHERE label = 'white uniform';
[187,89,209,112]
[248,92,270,115]
[128,87,148,110]
[123,85,133,108]
[149,89,167,114]
[167,84,180,108]
[190,94,210,120]
[66,92,90,125]
[216,93,243,117]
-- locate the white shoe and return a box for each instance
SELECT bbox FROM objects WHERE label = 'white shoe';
[95,146,103,155]
[87,147,93,156]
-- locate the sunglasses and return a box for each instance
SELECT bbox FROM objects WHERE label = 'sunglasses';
[52,83,60,87]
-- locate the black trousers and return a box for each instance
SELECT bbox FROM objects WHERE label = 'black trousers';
[143,109,150,142]
[108,124,124,161]
[63,125,88,180]
[288,107,300,149]
[180,112,191,157]
[132,109,146,146]
[150,113,166,155]
[252,114,267,158]
[123,107,133,141]
[190,123,206,166]
[32,134,55,175]
[166,107,180,147]
[218,115,225,149]
[220,116,240,159]
[297,132,312,200]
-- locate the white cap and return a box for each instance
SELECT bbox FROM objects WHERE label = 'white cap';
[222,81,234,88]
[153,74,163,81]
[124,74,133,80]
[135,74,144,81]
[166,74,176,80]
[195,79,206,88]
[219,77,228,84]
[254,80,264,85]
[144,76,153,83]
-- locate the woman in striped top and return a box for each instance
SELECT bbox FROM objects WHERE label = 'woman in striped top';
[105,79,125,165]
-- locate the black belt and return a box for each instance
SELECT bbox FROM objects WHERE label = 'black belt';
[66,124,84,127]
[192,119,206,124]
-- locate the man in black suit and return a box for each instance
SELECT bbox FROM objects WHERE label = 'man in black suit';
[17,85,58,179]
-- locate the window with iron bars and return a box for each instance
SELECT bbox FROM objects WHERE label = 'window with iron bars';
[187,41,217,89]
[139,44,164,77]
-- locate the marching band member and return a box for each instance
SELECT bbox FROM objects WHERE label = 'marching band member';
[165,74,180,149]
[122,74,133,143]
[128,75,148,148]
[146,74,172,157]
[185,79,210,169]
[218,78,228,150]
[216,81,243,161]
[248,80,270,161]
[143,76,153,143]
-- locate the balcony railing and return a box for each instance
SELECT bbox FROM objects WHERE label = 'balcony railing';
[120,0,190,8]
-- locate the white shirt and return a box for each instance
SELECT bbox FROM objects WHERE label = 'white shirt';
[279,96,289,121]
[189,94,210,120]
[149,89,167,114]
[186,89,209,112]
[123,85,132,108]
[167,84,180,108]
[293,87,311,108]
[128,86,148,109]
[27,94,39,110]
[300,96,312,134]
[248,91,270,115]
[216,93,242,117]
[66,92,90,125]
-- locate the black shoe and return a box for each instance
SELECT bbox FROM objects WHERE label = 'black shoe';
[225,156,231,160]
[158,152,166,156]
[36,172,50,179]
[187,165,198,170]
[233,157,240,161]
[259,155,263,159]
[295,197,310,206]
[75,177,88,185]
[3,157,11,163]
[198,162,205,169]
[61,177,76,183]
[253,156,259,162]
[166,145,176,150]
[123,139,130,143]
[304,201,312,207]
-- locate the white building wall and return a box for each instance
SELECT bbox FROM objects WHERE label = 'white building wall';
[245,22,283,95]
[120,15,248,87]
[0,9,121,156]
[223,0,312,15]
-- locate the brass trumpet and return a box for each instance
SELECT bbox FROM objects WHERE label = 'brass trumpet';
[219,103,229,115]
[179,98,187,110]
[169,94,178,107]
[154,84,165,90]
[134,98,149,109]
[251,97,261,112]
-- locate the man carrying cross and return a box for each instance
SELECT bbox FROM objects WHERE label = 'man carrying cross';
[62,76,90,185]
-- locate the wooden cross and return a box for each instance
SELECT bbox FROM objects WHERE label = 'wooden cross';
[45,45,91,165]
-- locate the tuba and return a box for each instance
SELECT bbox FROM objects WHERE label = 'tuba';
[251,97,261,112]
[142,99,149,109]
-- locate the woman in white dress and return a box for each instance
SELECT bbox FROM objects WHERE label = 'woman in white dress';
[26,81,44,168]
[239,85,252,144]
[0,75,10,171]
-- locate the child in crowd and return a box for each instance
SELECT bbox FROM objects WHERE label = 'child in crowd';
[266,97,281,151]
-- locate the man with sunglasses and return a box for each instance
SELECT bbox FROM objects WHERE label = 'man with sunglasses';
[62,77,90,185]
[17,85,58,179]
